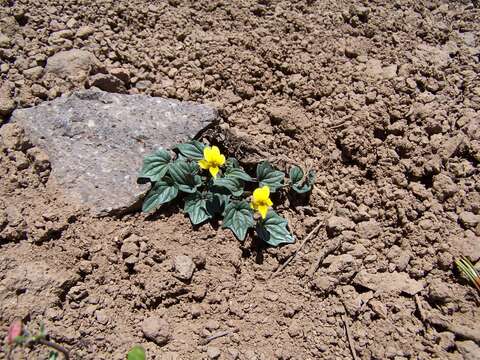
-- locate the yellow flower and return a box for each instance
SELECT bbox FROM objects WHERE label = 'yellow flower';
[251,186,273,219]
[198,146,226,178]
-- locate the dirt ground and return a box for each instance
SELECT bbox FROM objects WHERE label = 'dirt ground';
[1,0,480,359]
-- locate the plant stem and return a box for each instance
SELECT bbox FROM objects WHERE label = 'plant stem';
[36,339,70,360]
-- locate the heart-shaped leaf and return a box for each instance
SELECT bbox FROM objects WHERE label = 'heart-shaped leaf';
[142,179,178,212]
[138,149,172,184]
[226,157,240,169]
[256,161,285,192]
[184,193,212,225]
[175,140,205,161]
[256,210,294,246]
[213,176,244,197]
[223,201,254,241]
[127,345,146,360]
[289,165,304,185]
[169,160,202,193]
[225,168,253,182]
[292,170,316,194]
[206,192,230,216]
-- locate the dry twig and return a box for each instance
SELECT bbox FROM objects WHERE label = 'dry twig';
[307,237,342,277]
[269,218,323,279]
[199,331,232,345]
[341,313,359,360]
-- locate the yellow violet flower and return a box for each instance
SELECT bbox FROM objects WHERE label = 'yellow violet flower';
[198,145,226,178]
[251,186,273,219]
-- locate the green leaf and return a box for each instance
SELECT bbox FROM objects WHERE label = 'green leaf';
[127,345,146,360]
[226,158,240,169]
[256,161,285,192]
[292,170,316,194]
[206,192,230,216]
[138,149,172,184]
[169,160,202,193]
[184,193,212,225]
[256,210,294,246]
[142,179,178,212]
[213,176,244,197]
[223,201,254,241]
[175,140,205,161]
[225,167,253,182]
[289,165,304,185]
[48,351,59,360]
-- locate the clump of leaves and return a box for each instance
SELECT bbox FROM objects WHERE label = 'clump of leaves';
[127,345,146,360]
[4,320,69,360]
[455,257,480,292]
[138,141,315,246]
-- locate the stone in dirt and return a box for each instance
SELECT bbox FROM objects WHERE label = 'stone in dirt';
[173,255,196,281]
[141,316,172,346]
[455,340,480,360]
[45,49,102,82]
[353,270,424,296]
[10,89,217,215]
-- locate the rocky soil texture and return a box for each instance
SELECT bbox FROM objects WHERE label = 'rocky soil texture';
[1,0,480,359]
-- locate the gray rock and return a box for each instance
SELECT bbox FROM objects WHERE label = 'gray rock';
[456,340,480,360]
[11,89,217,215]
[141,316,171,346]
[173,255,196,281]
[45,49,101,82]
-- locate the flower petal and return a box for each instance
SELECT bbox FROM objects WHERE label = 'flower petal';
[211,146,221,157]
[218,154,226,166]
[204,146,214,162]
[258,205,268,219]
[209,166,219,178]
[266,198,273,207]
[198,159,209,169]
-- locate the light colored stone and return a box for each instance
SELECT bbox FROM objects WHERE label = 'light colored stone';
[353,270,424,296]
[173,255,195,281]
[45,49,101,82]
[456,340,480,360]
[11,89,216,215]
[459,211,480,229]
[141,316,171,346]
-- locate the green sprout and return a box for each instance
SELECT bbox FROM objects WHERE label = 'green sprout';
[455,257,480,292]
[138,141,315,246]
[127,345,146,360]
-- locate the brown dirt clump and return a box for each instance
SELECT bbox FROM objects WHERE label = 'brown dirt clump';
[1,0,480,359]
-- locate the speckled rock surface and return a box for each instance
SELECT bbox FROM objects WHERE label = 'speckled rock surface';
[11,89,217,215]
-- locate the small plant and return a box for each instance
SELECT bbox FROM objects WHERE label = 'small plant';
[127,345,146,360]
[455,257,480,292]
[4,319,69,359]
[138,141,315,246]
